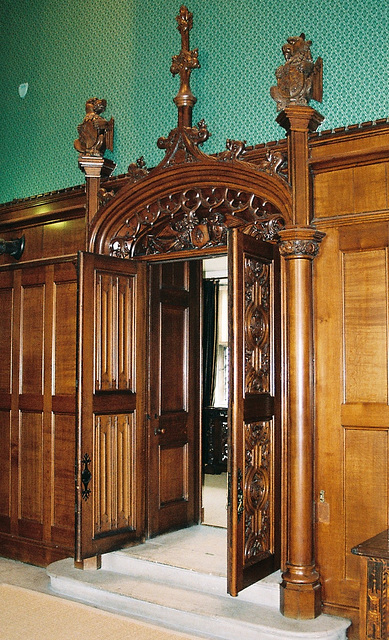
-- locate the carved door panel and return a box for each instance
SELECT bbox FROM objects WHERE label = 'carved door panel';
[227,229,281,596]
[76,252,146,562]
[147,260,201,537]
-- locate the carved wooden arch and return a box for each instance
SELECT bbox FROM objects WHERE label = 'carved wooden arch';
[89,160,293,257]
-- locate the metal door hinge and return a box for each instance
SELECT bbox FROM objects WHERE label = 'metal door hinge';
[227,469,244,522]
[237,468,244,522]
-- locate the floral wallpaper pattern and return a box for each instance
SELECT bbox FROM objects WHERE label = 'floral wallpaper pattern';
[1,0,388,203]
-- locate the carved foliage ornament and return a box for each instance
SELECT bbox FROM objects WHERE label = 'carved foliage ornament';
[279,236,322,258]
[127,156,148,182]
[243,256,273,564]
[244,421,271,563]
[157,119,210,167]
[245,257,270,394]
[109,187,285,257]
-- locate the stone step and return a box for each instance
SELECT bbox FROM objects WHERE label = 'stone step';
[47,558,351,640]
[102,549,281,608]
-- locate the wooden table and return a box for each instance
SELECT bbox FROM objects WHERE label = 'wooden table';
[352,530,389,639]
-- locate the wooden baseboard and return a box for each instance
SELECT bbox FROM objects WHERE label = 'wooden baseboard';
[0,532,73,567]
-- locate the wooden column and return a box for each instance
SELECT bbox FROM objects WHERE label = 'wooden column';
[277,105,324,619]
[279,228,324,618]
[78,156,115,226]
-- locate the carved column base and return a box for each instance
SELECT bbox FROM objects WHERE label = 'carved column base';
[280,569,322,619]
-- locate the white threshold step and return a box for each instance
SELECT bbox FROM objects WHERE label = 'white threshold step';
[102,548,282,608]
[47,558,351,640]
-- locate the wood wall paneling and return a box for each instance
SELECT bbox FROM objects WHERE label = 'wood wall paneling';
[314,168,355,219]
[53,279,77,396]
[0,282,13,395]
[353,164,387,214]
[0,260,77,562]
[343,248,388,404]
[313,163,389,220]
[0,410,11,532]
[51,413,76,545]
[344,428,388,582]
[315,221,389,621]
[20,279,45,396]
[42,218,87,258]
[18,411,43,535]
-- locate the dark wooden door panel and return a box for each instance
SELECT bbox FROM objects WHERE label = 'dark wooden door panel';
[0,260,78,562]
[76,252,146,562]
[147,260,201,537]
[228,229,281,596]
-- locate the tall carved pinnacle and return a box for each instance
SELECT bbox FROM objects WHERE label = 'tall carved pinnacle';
[170,5,199,128]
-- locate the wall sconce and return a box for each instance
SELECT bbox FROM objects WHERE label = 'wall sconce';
[0,235,25,260]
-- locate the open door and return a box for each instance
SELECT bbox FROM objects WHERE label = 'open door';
[147,260,201,537]
[75,252,146,563]
[228,229,281,596]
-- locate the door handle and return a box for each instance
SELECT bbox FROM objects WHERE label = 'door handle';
[154,427,166,435]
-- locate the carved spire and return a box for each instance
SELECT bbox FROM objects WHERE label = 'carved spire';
[170,5,199,128]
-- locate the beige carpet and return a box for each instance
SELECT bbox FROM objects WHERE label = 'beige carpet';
[0,584,201,640]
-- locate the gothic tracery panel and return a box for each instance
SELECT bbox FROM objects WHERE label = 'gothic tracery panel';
[109,187,284,257]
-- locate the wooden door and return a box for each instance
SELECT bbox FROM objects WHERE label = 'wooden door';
[227,229,281,596]
[0,259,78,565]
[76,252,146,563]
[147,260,201,537]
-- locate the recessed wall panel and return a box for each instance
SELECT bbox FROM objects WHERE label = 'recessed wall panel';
[343,249,388,404]
[0,410,11,525]
[344,428,388,581]
[21,285,45,395]
[0,287,13,394]
[54,281,77,395]
[19,411,43,524]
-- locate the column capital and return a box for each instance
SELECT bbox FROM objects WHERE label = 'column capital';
[278,226,325,259]
[276,106,324,134]
[78,155,116,179]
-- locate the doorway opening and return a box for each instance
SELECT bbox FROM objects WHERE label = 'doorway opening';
[202,256,228,530]
[146,253,229,577]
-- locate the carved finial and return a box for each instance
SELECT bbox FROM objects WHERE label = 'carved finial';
[270,34,323,111]
[170,5,199,128]
[127,156,148,182]
[74,97,114,156]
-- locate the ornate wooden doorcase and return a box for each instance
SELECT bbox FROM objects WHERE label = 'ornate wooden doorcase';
[76,6,326,620]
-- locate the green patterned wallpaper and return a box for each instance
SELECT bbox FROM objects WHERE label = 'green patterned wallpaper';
[1,0,388,204]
